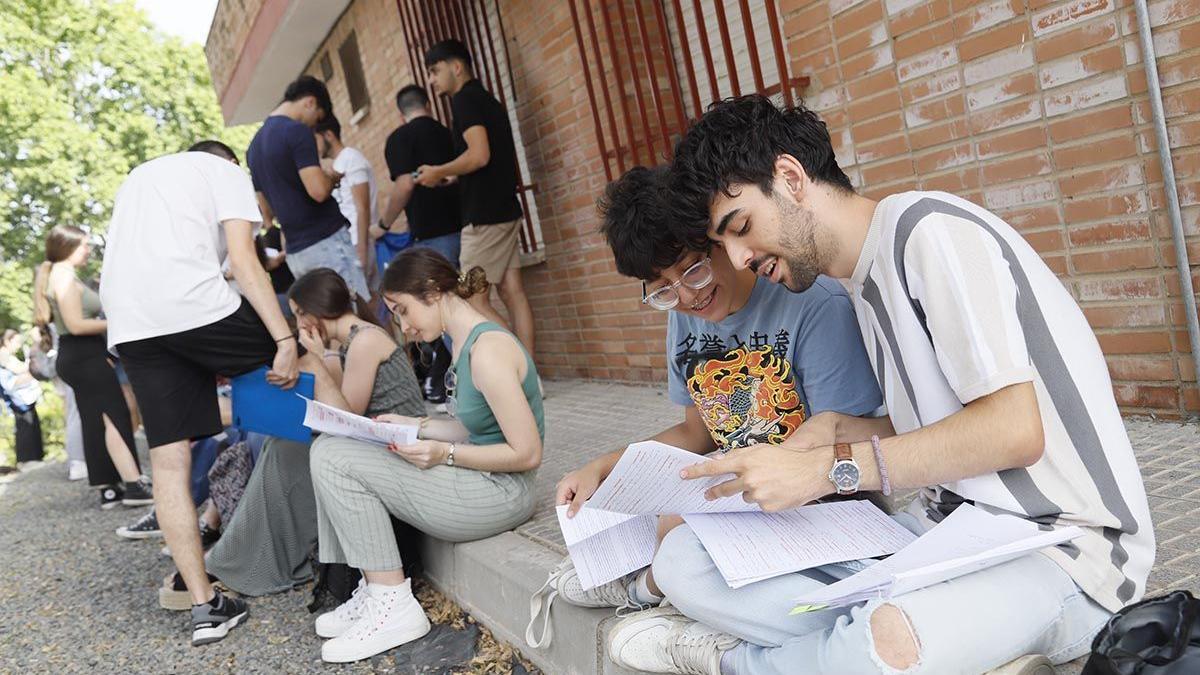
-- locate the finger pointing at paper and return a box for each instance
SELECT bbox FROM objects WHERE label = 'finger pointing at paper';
[681,444,836,512]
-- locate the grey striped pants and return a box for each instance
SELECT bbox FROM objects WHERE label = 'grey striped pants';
[309,434,537,571]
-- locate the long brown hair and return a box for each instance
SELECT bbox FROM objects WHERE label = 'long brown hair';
[33,225,88,327]
[381,247,488,302]
[287,268,377,325]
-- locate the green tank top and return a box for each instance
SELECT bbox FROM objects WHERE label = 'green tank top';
[452,322,544,446]
[48,274,103,336]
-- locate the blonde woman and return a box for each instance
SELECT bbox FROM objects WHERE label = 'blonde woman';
[34,225,149,508]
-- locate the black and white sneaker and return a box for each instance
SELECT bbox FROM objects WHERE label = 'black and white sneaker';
[191,590,249,646]
[122,476,153,506]
[116,509,161,539]
[100,485,124,510]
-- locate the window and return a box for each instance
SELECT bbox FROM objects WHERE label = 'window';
[338,31,369,114]
[319,52,334,81]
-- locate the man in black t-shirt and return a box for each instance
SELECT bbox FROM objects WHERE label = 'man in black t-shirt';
[417,40,536,357]
[378,85,463,267]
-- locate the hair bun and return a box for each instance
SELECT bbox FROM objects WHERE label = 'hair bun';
[456,266,489,298]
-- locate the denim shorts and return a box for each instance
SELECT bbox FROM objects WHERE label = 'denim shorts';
[285,228,371,301]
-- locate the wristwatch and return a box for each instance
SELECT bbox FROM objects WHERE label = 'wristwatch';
[445,442,456,467]
[828,443,861,495]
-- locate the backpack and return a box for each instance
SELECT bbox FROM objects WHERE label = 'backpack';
[1083,590,1200,675]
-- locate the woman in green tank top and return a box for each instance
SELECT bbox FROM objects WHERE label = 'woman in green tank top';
[305,248,543,664]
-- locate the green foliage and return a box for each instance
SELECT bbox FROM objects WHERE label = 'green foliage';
[0,0,258,330]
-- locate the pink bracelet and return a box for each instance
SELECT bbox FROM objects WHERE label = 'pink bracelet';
[870,435,891,496]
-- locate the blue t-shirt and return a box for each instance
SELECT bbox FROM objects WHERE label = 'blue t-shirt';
[667,275,882,450]
[246,115,347,253]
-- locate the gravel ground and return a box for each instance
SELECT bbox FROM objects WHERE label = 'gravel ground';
[0,461,538,674]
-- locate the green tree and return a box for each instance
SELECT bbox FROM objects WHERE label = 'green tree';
[0,0,257,329]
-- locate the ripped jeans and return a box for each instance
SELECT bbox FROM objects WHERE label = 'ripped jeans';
[652,512,1111,675]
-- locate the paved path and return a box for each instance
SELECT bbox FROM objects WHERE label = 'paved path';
[1,380,1197,673]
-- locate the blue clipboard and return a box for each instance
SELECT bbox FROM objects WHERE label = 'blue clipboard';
[230,367,315,442]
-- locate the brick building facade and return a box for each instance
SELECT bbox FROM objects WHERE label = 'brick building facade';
[205,0,1200,418]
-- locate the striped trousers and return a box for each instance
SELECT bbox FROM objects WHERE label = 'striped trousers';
[309,434,536,571]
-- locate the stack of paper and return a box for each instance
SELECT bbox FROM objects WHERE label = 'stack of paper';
[302,398,419,446]
[562,441,912,590]
[683,501,917,588]
[790,504,1084,613]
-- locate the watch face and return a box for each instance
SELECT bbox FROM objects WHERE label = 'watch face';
[831,461,860,490]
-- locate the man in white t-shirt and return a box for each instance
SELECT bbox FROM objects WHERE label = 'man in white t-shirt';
[598,96,1155,675]
[100,140,299,649]
[315,116,378,284]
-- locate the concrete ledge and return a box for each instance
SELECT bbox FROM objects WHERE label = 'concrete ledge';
[420,532,640,675]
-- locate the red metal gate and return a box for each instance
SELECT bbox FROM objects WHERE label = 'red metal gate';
[393,0,540,255]
[568,0,810,182]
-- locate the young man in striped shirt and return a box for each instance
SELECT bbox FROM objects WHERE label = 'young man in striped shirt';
[603,95,1154,675]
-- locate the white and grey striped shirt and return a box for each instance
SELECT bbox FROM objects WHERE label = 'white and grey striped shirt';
[850,191,1154,613]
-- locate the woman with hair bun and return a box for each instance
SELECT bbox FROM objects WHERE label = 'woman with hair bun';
[307,247,544,664]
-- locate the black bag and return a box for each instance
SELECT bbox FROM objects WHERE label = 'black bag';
[307,516,426,613]
[1082,590,1200,675]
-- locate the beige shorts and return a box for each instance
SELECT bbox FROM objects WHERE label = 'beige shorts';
[459,219,522,286]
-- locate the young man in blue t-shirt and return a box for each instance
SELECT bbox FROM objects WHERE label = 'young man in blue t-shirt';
[528,166,883,639]
[247,76,370,302]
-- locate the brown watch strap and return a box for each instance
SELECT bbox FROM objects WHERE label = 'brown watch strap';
[834,443,853,462]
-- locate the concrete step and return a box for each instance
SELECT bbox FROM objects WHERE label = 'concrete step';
[421,532,641,675]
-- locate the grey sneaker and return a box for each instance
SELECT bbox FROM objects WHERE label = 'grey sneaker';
[607,606,739,675]
[985,655,1055,675]
[526,558,652,649]
[191,590,249,646]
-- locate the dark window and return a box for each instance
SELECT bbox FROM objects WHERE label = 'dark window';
[319,52,334,81]
[338,31,370,113]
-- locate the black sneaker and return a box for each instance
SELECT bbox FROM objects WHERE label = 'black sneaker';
[191,590,249,646]
[122,476,153,506]
[116,509,161,539]
[100,485,124,510]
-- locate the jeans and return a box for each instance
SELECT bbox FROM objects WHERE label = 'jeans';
[412,231,462,268]
[652,510,1113,675]
[286,228,371,301]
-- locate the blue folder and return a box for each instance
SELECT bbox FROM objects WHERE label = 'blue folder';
[230,367,315,442]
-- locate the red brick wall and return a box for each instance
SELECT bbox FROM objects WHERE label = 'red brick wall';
[779,0,1200,418]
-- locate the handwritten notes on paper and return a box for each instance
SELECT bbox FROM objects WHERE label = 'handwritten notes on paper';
[302,398,419,447]
[683,501,917,588]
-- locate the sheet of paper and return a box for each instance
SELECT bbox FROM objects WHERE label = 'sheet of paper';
[585,441,760,516]
[684,500,917,588]
[302,397,418,446]
[792,504,1086,612]
[557,505,658,589]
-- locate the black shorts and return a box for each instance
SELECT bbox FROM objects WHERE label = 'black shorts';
[116,300,278,448]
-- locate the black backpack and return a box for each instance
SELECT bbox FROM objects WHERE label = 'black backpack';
[308,516,426,612]
[1083,590,1200,675]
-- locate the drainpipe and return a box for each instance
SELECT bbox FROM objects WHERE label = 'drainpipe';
[1134,0,1200,411]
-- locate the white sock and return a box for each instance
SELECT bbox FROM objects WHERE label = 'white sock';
[368,578,411,595]
[627,568,663,605]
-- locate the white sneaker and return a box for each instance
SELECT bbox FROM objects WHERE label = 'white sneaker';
[67,460,88,481]
[315,577,369,638]
[608,606,739,675]
[320,579,431,663]
[526,558,654,649]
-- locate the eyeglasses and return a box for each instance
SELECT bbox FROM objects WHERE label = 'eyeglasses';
[642,257,715,310]
[444,368,458,419]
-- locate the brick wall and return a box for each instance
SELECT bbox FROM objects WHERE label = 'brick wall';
[207,0,1200,418]
[779,0,1200,418]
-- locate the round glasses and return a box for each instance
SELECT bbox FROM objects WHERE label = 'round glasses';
[642,257,715,310]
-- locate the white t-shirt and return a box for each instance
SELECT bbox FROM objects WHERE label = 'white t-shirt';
[100,151,262,348]
[849,191,1153,612]
[331,146,378,245]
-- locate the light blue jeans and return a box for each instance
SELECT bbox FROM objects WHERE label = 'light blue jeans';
[286,228,371,301]
[411,231,462,268]
[653,513,1112,675]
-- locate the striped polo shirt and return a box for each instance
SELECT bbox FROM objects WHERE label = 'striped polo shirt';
[849,190,1154,613]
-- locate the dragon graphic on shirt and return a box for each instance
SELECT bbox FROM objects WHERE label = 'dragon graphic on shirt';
[684,345,805,450]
